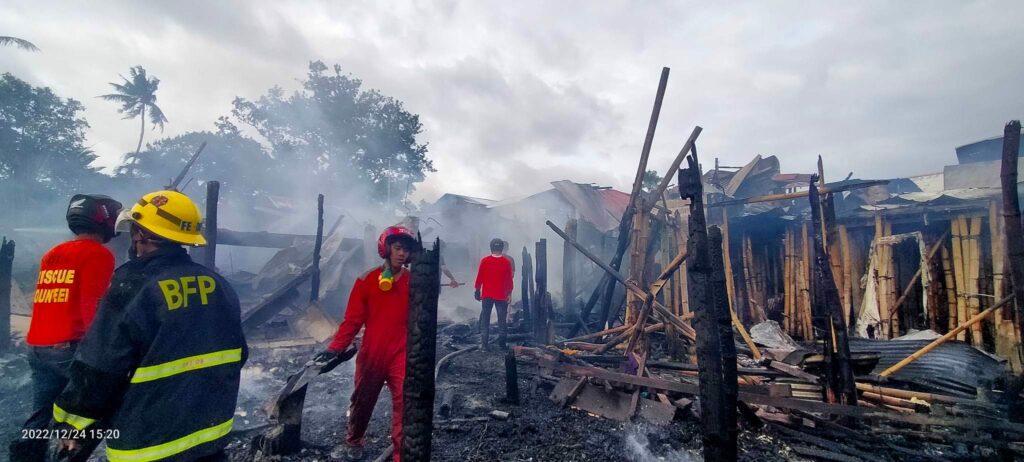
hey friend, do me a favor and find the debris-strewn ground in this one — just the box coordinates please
[1,349,35,460]
[225,332,794,462]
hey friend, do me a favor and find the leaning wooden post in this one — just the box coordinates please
[708,226,738,460]
[563,218,577,317]
[521,247,533,325]
[534,239,548,344]
[600,68,672,325]
[809,177,857,406]
[202,180,220,269]
[679,145,734,461]
[402,238,441,462]
[310,194,325,302]
[0,238,13,352]
[1000,120,1024,363]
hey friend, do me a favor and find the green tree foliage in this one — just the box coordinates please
[99,66,168,169]
[117,119,275,200]
[0,73,101,206]
[642,169,662,193]
[231,61,434,204]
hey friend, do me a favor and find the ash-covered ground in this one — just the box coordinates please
[3,331,796,462]
[224,329,794,462]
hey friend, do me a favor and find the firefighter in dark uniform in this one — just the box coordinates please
[51,190,247,462]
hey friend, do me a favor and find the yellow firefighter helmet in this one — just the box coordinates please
[115,190,207,246]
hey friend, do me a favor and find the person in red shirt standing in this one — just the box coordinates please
[474,238,514,349]
[313,226,420,461]
[9,194,121,462]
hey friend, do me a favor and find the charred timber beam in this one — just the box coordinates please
[809,177,857,405]
[679,145,735,461]
[1000,121,1024,375]
[217,229,316,248]
[642,125,703,216]
[624,250,688,353]
[544,220,695,340]
[255,348,356,455]
[0,237,13,352]
[240,265,314,332]
[599,68,672,328]
[505,350,520,405]
[401,238,441,462]
[534,239,549,344]
[521,247,533,324]
[563,219,577,321]
[708,180,890,208]
[570,277,606,337]
[202,181,219,269]
[439,389,456,418]
[708,226,738,460]
[310,194,324,302]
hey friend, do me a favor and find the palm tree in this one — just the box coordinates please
[99,66,168,161]
[0,36,39,51]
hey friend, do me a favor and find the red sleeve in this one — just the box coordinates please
[328,275,369,352]
[78,247,114,329]
[474,258,486,290]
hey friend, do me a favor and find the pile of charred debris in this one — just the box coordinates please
[217,71,1024,461]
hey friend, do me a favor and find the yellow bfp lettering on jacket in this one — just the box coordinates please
[157,276,217,310]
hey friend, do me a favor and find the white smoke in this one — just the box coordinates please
[625,425,702,462]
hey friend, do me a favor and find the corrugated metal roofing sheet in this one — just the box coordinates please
[849,338,1004,397]
[550,180,626,232]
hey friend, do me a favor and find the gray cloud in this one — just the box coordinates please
[1,1,1021,203]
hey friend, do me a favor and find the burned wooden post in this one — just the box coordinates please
[310,194,325,302]
[1000,121,1024,359]
[808,178,858,406]
[0,237,12,352]
[254,348,356,455]
[679,147,735,461]
[202,180,219,269]
[402,238,441,462]
[563,218,577,319]
[534,239,548,344]
[505,350,520,405]
[708,226,738,460]
[521,247,533,325]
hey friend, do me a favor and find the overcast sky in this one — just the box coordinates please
[2,1,1022,202]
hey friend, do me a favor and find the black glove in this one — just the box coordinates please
[311,350,338,365]
[474,288,482,301]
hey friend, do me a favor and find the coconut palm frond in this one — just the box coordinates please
[97,93,136,104]
[0,36,39,51]
[148,104,167,129]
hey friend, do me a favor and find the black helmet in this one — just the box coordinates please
[67,194,123,243]
[490,238,505,252]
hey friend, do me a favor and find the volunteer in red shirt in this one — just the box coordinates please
[474,238,514,349]
[9,194,121,462]
[314,226,420,462]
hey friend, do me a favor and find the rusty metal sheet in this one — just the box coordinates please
[551,379,633,421]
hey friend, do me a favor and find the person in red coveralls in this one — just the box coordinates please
[313,226,420,461]
[474,238,514,349]
[8,194,121,462]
